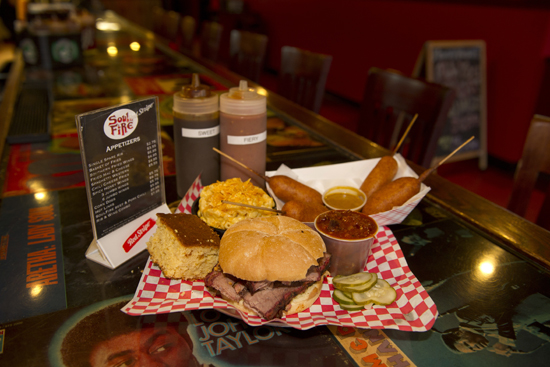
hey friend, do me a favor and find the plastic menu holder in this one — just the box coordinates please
[76,97,170,269]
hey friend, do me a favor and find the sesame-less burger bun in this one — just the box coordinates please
[218,216,326,282]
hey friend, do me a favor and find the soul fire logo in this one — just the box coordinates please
[104,109,138,140]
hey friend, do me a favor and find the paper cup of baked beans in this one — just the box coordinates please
[314,210,378,276]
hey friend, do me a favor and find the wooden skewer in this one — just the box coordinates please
[393,113,418,154]
[213,147,270,181]
[418,136,475,182]
[221,200,284,214]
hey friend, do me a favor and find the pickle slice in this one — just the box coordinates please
[332,272,376,291]
[338,274,378,293]
[338,303,365,311]
[332,289,356,305]
[351,279,397,306]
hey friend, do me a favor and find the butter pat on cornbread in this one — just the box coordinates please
[147,213,220,280]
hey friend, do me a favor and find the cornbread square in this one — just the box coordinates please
[147,213,220,280]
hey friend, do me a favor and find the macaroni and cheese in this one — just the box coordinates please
[198,178,276,229]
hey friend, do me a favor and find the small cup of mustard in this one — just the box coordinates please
[322,186,366,212]
[314,210,378,276]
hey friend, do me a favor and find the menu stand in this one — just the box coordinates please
[77,97,169,269]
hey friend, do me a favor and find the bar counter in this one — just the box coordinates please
[0,11,549,367]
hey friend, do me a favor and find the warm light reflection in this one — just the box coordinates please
[130,42,141,51]
[31,285,43,298]
[96,20,121,31]
[255,87,268,97]
[28,181,45,193]
[107,46,118,56]
[478,261,495,275]
[119,95,132,103]
[34,192,46,200]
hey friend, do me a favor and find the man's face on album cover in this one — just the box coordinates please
[89,325,200,367]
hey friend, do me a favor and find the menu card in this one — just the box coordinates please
[76,97,170,269]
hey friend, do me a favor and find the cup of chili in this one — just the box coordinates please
[314,210,378,276]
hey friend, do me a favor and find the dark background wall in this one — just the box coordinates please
[244,0,550,164]
[100,0,550,164]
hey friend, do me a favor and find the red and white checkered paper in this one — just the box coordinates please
[123,178,438,331]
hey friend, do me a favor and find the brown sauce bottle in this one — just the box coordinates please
[173,74,220,197]
[219,81,267,188]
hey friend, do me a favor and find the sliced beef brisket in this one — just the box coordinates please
[246,280,273,293]
[204,270,242,302]
[243,283,307,320]
[204,252,331,320]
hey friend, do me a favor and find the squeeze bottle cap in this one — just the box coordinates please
[173,73,218,115]
[220,80,266,115]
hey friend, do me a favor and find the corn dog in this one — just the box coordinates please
[361,177,421,216]
[360,136,475,216]
[358,113,417,199]
[359,156,398,199]
[212,148,324,207]
[282,200,328,222]
[267,175,323,206]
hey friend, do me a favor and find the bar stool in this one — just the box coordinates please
[176,15,197,52]
[200,21,223,62]
[229,30,268,83]
[507,114,550,230]
[277,46,332,114]
[152,7,165,36]
[163,10,181,40]
[358,67,456,168]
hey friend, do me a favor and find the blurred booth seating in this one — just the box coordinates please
[277,46,332,114]
[200,21,223,62]
[357,67,456,168]
[229,30,268,83]
[176,15,197,52]
[507,114,550,230]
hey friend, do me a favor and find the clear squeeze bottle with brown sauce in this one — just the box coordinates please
[220,80,267,188]
[173,73,220,197]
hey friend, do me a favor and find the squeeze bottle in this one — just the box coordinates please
[173,73,220,197]
[220,80,267,188]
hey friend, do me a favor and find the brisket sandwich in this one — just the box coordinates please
[205,216,331,321]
